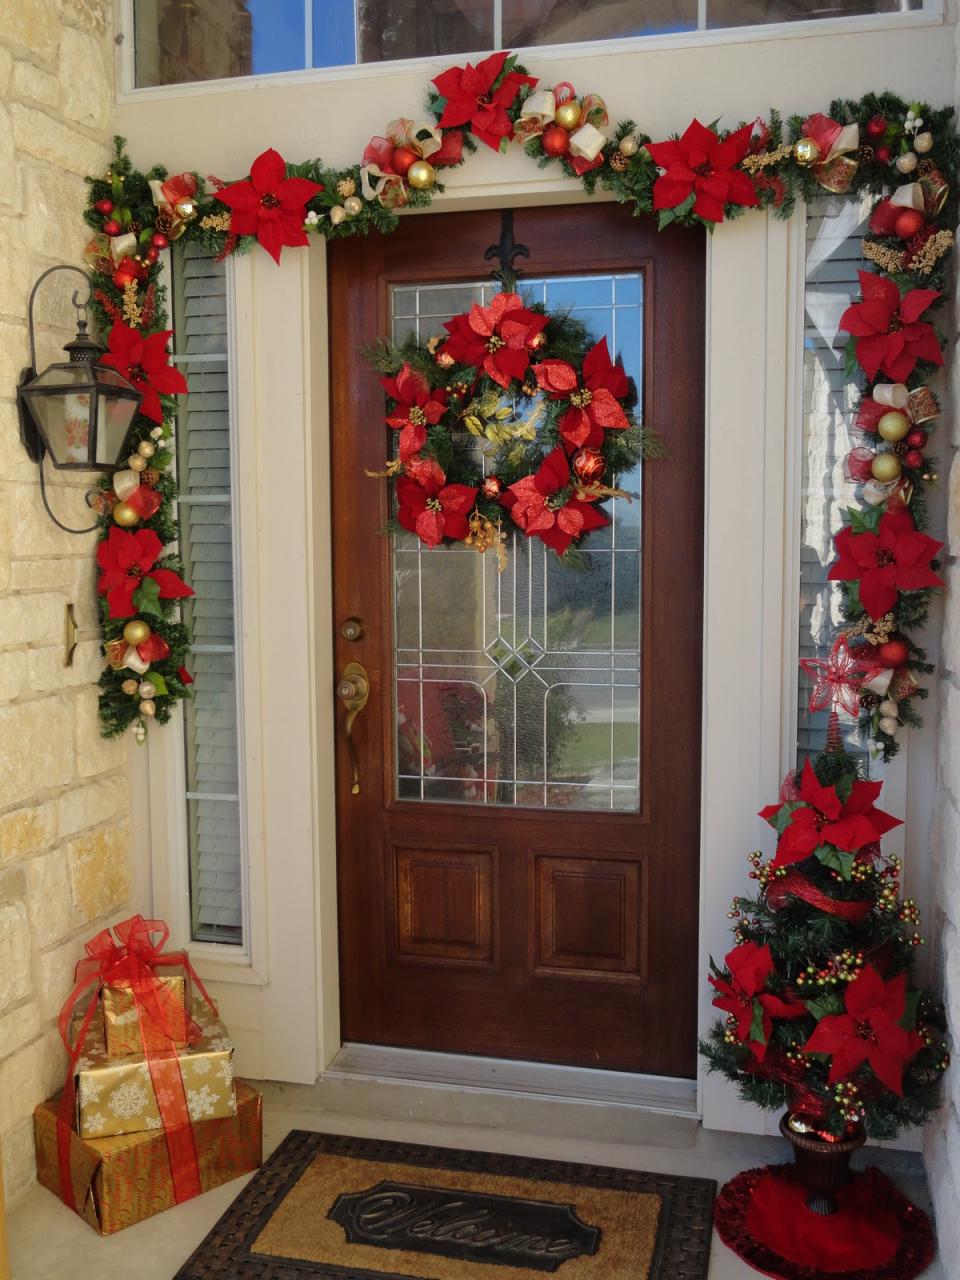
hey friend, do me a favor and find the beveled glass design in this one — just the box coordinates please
[391,273,643,811]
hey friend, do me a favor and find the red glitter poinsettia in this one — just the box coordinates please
[799,636,879,719]
[533,338,630,451]
[216,147,323,265]
[759,759,901,870]
[803,966,922,1094]
[382,365,448,462]
[100,322,188,425]
[709,941,804,1061]
[432,51,537,152]
[828,508,944,621]
[502,446,608,556]
[96,526,193,619]
[396,459,477,547]
[838,272,942,383]
[439,292,547,389]
[646,120,759,224]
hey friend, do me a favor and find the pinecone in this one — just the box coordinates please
[336,177,356,198]
[142,467,160,486]
[610,151,628,173]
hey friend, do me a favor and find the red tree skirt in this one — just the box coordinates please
[714,1165,935,1279]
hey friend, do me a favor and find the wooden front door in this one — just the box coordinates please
[329,205,704,1076]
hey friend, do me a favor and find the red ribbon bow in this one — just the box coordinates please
[56,915,217,1212]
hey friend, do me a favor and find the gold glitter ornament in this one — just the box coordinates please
[112,501,138,527]
[336,177,356,198]
[877,411,910,442]
[121,679,139,695]
[122,620,151,647]
[871,452,902,483]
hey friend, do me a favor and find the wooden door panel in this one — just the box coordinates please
[330,204,704,1075]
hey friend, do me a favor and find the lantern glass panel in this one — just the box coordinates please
[23,364,94,466]
[95,382,139,466]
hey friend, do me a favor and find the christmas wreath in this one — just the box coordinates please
[366,289,657,562]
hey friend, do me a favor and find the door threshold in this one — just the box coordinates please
[326,1043,699,1117]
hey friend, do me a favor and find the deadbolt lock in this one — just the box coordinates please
[341,616,365,642]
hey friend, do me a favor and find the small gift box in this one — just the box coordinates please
[74,1000,236,1140]
[35,1081,262,1235]
[102,973,188,1055]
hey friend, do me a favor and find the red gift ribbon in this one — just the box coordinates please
[768,869,873,923]
[56,915,218,1212]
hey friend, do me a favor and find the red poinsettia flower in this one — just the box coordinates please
[382,364,448,462]
[709,941,804,1061]
[100,322,188,425]
[646,120,759,224]
[828,508,944,621]
[533,338,630,451]
[216,147,323,265]
[803,966,922,1094]
[502,447,608,556]
[432,51,537,152]
[96,526,193,619]
[839,272,942,383]
[759,759,901,870]
[177,666,194,686]
[439,292,547,389]
[396,460,477,547]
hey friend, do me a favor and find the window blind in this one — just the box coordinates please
[172,244,244,945]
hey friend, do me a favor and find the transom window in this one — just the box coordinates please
[131,0,927,89]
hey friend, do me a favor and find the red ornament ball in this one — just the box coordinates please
[112,265,137,288]
[145,247,159,263]
[906,428,927,449]
[94,198,114,215]
[542,125,571,157]
[894,208,926,239]
[151,231,169,250]
[572,448,606,483]
[875,145,892,164]
[877,639,910,667]
[102,219,121,236]
[904,449,925,470]
[867,114,888,139]
[392,146,418,177]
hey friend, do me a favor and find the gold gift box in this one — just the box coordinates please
[35,1080,262,1235]
[75,1000,236,1139]
[102,973,188,1056]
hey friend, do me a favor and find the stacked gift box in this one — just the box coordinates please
[34,916,262,1235]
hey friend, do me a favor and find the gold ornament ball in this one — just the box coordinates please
[112,501,139,527]
[175,197,197,221]
[329,205,347,226]
[343,195,363,217]
[138,439,156,458]
[793,137,821,166]
[914,131,934,154]
[554,99,582,131]
[129,454,147,472]
[877,410,910,442]
[407,159,437,191]
[896,151,918,174]
[122,619,151,646]
[871,452,903,483]
[878,699,899,717]
[138,680,156,699]
[618,134,640,157]
[121,678,139,695]
[139,699,157,718]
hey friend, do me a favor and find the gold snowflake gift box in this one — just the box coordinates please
[74,1000,237,1140]
[102,973,189,1055]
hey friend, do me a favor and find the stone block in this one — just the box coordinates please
[29,639,103,695]
[0,1034,65,1135]
[0,648,28,702]
[0,591,64,647]
[0,865,26,905]
[12,59,60,108]
[73,685,127,777]
[66,819,131,921]
[23,164,90,261]
[0,901,31,1012]
[60,25,110,130]
[0,0,60,62]
[0,1001,41,1058]
[0,803,56,862]
[0,215,31,323]
[24,850,78,943]
[12,483,98,559]
[60,0,109,36]
[57,774,127,839]
[1,1115,37,1206]
[35,934,80,1021]
[0,320,28,398]
[0,45,12,93]
[9,103,107,177]
[0,698,74,810]
[0,105,19,210]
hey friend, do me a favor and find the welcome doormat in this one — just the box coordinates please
[175,1131,715,1279]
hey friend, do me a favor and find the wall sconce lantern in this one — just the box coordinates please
[17,265,142,530]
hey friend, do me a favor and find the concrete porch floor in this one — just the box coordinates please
[7,1090,944,1279]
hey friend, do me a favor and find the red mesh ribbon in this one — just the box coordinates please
[767,870,873,923]
[55,915,217,1211]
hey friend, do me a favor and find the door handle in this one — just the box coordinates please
[336,662,369,795]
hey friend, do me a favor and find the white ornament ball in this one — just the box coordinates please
[878,715,899,736]
[878,699,899,717]
[896,151,918,174]
[138,680,156,699]
[914,131,933,154]
[343,195,363,217]
[618,135,640,157]
[134,722,146,743]
[150,426,164,440]
[862,479,891,506]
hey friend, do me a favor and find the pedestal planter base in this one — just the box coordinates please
[779,1111,866,1215]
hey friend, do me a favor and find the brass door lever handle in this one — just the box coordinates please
[337,662,369,795]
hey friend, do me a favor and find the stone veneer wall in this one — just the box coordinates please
[0,0,133,1205]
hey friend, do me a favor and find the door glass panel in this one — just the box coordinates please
[391,273,643,811]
